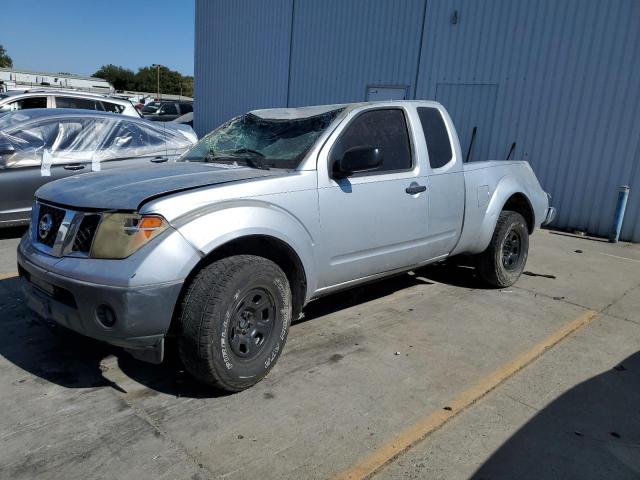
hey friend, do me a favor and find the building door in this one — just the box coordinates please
[366,86,408,101]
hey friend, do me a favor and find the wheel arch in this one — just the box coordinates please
[465,174,537,254]
[502,192,535,233]
[169,233,309,336]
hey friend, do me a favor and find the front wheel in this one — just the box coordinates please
[476,210,529,287]
[178,255,292,392]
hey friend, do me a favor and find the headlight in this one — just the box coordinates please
[91,213,169,259]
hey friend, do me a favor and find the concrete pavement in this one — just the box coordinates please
[0,229,638,479]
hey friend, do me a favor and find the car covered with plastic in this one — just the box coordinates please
[0,109,197,227]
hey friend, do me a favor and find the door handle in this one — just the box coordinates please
[151,156,169,163]
[405,183,427,195]
[63,164,85,171]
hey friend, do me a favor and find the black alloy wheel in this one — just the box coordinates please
[228,288,276,359]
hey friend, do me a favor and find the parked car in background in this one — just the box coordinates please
[0,90,141,117]
[171,111,193,127]
[17,101,554,391]
[141,101,193,122]
[0,109,197,227]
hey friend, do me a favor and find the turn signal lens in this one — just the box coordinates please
[91,213,169,259]
[138,216,165,238]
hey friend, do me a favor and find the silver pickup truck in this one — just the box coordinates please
[18,101,555,391]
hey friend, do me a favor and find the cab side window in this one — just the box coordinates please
[101,101,125,114]
[0,121,58,168]
[0,96,48,112]
[160,103,178,115]
[109,121,165,153]
[55,97,100,111]
[417,107,452,169]
[332,109,412,174]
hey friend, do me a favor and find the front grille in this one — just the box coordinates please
[72,214,101,253]
[36,204,66,247]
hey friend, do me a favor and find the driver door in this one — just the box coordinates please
[317,107,431,288]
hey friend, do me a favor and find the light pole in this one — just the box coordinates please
[151,63,163,101]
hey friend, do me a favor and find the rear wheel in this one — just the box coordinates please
[476,210,529,287]
[178,255,292,392]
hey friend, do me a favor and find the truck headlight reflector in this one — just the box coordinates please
[91,213,169,259]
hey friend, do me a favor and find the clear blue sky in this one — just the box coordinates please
[0,0,194,77]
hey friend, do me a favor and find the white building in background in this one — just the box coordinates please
[0,68,113,93]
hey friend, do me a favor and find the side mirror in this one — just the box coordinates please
[332,146,382,178]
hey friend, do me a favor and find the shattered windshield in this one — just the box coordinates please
[179,108,344,170]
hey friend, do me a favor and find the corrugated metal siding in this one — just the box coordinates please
[287,0,426,106]
[194,0,293,136]
[435,83,499,162]
[195,0,640,240]
[416,0,640,240]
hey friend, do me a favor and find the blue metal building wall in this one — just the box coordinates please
[287,0,426,106]
[194,0,293,136]
[194,0,640,241]
[416,0,640,241]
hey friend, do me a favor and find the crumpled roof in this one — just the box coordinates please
[249,104,350,120]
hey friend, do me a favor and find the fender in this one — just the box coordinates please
[467,174,535,254]
[171,199,319,301]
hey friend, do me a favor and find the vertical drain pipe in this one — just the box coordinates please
[609,185,630,243]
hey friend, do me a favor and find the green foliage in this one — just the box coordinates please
[93,64,193,97]
[93,64,135,91]
[0,45,13,68]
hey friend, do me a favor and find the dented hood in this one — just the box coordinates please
[35,162,285,210]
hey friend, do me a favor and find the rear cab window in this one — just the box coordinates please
[417,107,453,169]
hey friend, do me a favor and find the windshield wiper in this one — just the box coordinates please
[230,148,265,158]
[203,150,270,170]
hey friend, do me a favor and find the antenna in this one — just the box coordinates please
[465,126,477,163]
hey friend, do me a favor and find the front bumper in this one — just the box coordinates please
[18,248,183,364]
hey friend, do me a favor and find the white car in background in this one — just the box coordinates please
[0,89,141,117]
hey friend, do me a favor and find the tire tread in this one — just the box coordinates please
[178,255,288,391]
[477,210,528,288]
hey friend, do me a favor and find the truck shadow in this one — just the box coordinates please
[0,276,227,398]
[0,225,28,240]
[416,256,487,289]
[0,258,487,399]
[472,351,640,479]
[301,256,488,323]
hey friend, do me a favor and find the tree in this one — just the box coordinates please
[93,64,135,91]
[135,65,189,97]
[181,76,194,97]
[92,63,193,97]
[0,45,13,68]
